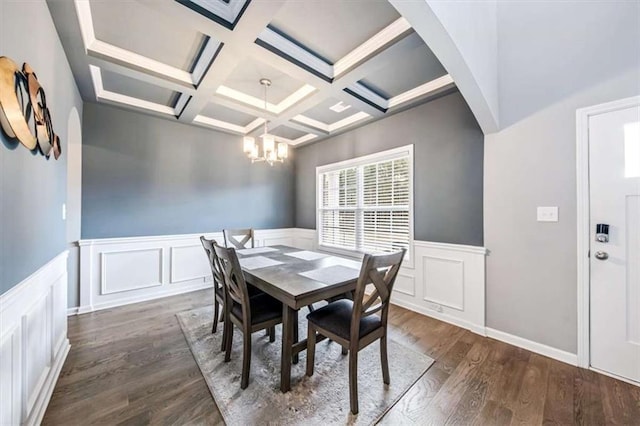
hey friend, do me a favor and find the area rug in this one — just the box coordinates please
[177,306,434,425]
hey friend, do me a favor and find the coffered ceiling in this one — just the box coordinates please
[49,0,456,147]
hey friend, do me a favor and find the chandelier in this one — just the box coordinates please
[242,78,288,166]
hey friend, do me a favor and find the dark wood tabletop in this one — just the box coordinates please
[235,244,362,392]
[238,245,362,308]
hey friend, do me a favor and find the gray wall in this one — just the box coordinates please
[484,1,640,353]
[0,0,83,295]
[485,70,640,354]
[497,1,640,129]
[81,103,295,239]
[295,91,484,246]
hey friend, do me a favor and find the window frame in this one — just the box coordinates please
[315,144,414,266]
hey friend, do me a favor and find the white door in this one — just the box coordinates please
[590,102,640,383]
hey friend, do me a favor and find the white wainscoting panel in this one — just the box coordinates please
[78,228,302,313]
[170,245,210,284]
[397,241,486,335]
[423,255,465,311]
[77,229,487,335]
[101,248,163,294]
[291,228,316,251]
[0,251,70,426]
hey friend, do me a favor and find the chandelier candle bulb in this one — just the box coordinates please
[243,136,255,153]
[263,134,275,153]
[277,142,288,159]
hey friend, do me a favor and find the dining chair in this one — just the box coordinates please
[223,228,255,249]
[199,236,225,339]
[213,242,283,389]
[305,249,406,414]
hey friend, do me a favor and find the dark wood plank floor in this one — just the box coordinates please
[43,289,640,425]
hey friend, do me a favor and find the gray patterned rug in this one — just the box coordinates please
[177,306,434,425]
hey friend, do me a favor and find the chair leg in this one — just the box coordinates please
[212,300,219,333]
[220,315,229,352]
[349,349,359,415]
[380,334,390,385]
[293,313,299,364]
[241,331,252,389]
[224,322,233,362]
[268,326,275,343]
[306,325,316,376]
[308,303,315,313]
[342,347,348,355]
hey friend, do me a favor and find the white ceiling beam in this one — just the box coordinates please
[86,56,197,95]
[177,0,288,122]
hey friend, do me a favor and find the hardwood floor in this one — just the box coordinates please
[43,290,640,425]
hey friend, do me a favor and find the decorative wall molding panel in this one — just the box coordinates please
[0,251,70,426]
[392,240,486,335]
[76,228,486,335]
[77,228,305,313]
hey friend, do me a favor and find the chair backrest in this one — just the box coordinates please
[213,242,252,322]
[223,228,255,249]
[200,236,224,292]
[351,249,406,337]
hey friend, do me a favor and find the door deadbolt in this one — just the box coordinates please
[596,224,610,243]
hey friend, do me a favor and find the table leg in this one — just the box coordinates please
[280,305,295,392]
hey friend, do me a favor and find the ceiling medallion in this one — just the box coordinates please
[242,78,288,166]
[0,56,61,159]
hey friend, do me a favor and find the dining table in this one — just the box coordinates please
[234,244,362,392]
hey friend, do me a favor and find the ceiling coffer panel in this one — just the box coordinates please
[101,69,180,107]
[270,125,307,141]
[90,0,208,72]
[268,0,400,64]
[175,0,251,30]
[200,102,258,127]
[358,35,447,99]
[222,59,308,105]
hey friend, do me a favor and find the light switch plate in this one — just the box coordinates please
[537,206,558,222]
[62,203,66,220]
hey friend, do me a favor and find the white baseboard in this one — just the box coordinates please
[0,251,69,425]
[67,307,79,316]
[485,327,578,366]
[392,298,487,336]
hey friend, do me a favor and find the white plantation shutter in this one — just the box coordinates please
[319,167,357,250]
[318,146,412,256]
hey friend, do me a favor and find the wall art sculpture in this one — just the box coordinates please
[0,56,61,159]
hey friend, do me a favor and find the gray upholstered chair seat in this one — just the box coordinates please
[306,299,381,340]
[231,293,282,325]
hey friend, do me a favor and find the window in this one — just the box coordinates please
[317,145,413,258]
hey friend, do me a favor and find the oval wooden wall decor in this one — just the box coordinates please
[0,56,62,159]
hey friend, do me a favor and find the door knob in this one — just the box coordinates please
[594,251,609,260]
